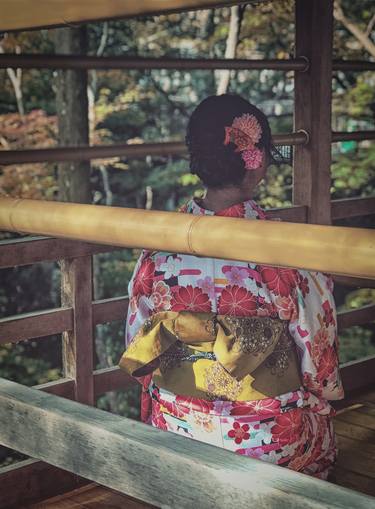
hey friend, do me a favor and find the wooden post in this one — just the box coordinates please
[294,0,334,225]
[61,256,94,405]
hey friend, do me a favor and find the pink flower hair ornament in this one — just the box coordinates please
[224,113,263,170]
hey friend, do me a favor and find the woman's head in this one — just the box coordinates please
[186,94,275,189]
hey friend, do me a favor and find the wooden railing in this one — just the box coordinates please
[1,375,374,509]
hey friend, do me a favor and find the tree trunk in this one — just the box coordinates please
[54,27,91,204]
[216,6,241,95]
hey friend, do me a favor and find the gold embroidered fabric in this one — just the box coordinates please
[119,311,301,401]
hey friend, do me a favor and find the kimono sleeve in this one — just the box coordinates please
[289,271,344,401]
[124,250,155,348]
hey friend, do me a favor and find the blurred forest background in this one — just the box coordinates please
[0,0,374,466]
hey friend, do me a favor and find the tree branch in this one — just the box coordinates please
[334,0,375,58]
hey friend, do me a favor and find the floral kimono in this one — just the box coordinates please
[119,198,344,480]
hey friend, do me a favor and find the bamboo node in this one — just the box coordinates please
[187,215,203,255]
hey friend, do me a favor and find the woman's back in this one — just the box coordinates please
[119,94,344,480]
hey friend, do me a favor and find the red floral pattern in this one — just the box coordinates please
[151,281,172,311]
[175,395,214,414]
[151,400,168,430]
[230,398,280,416]
[171,285,212,312]
[272,409,303,445]
[228,422,250,444]
[316,345,337,383]
[218,285,257,316]
[133,257,155,297]
[258,266,298,297]
[274,295,298,321]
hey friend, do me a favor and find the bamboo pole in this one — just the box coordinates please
[1,0,250,32]
[0,197,374,279]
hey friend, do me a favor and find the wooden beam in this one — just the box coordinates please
[266,205,307,223]
[332,197,375,220]
[92,297,128,325]
[61,257,94,405]
[0,458,88,509]
[294,0,334,225]
[339,355,375,394]
[332,131,375,142]
[33,378,75,400]
[0,377,372,509]
[0,237,121,269]
[93,366,136,396]
[337,304,375,332]
[2,54,373,73]
[333,275,375,289]
[0,308,73,344]
[0,54,309,71]
[33,368,135,398]
[0,133,307,166]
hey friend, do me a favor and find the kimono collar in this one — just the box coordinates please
[182,197,267,220]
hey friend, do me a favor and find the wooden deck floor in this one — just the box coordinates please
[333,391,375,497]
[28,394,375,508]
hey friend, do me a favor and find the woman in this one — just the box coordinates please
[119,94,344,480]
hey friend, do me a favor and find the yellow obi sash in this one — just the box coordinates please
[119,311,302,401]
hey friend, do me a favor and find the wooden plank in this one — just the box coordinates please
[333,275,375,289]
[0,308,73,344]
[339,355,375,394]
[293,0,334,225]
[333,466,375,498]
[335,438,375,479]
[33,378,75,400]
[0,377,373,509]
[266,205,308,223]
[337,304,375,332]
[92,297,128,325]
[336,434,375,461]
[0,237,121,269]
[29,483,153,508]
[332,197,375,220]
[356,405,375,416]
[93,366,136,396]
[334,419,375,443]
[336,410,375,431]
[32,368,136,399]
[0,459,88,509]
[61,257,94,405]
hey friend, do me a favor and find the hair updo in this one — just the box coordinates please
[185,94,275,189]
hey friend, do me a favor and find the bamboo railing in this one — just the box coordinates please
[0,197,374,278]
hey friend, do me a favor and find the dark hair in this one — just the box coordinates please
[185,94,277,189]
